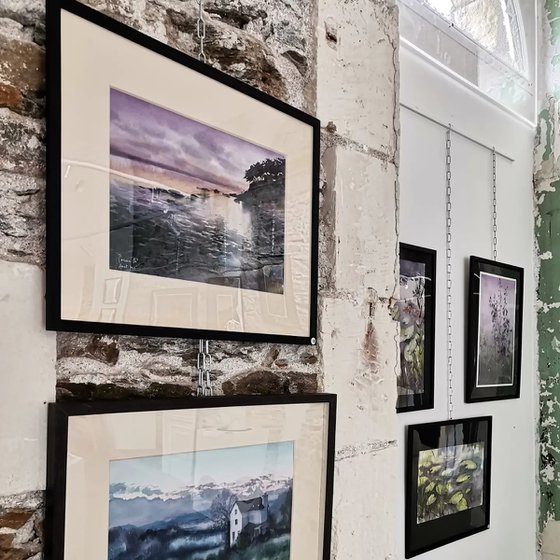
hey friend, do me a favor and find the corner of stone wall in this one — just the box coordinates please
[0,0,400,558]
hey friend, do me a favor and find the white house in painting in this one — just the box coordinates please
[229,494,269,547]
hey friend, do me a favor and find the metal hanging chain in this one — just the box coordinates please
[491,148,498,261]
[195,0,213,397]
[197,339,213,396]
[197,0,207,63]
[446,127,454,421]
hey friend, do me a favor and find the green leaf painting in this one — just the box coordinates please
[396,259,427,396]
[416,442,485,524]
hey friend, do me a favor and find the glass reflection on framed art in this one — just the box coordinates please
[466,256,523,402]
[396,243,436,413]
[46,0,319,344]
[405,416,492,558]
[46,395,336,560]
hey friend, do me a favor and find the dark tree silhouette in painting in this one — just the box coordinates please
[237,158,286,205]
[210,489,237,529]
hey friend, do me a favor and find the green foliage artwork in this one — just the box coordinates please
[396,259,426,396]
[416,443,485,524]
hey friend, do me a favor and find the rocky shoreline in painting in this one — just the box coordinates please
[109,177,285,294]
[109,88,287,295]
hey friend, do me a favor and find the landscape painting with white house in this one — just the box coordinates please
[108,441,294,560]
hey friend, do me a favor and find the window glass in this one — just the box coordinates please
[425,0,525,73]
[399,0,535,123]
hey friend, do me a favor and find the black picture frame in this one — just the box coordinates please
[45,393,337,560]
[396,243,436,413]
[46,0,320,344]
[466,256,523,402]
[405,416,492,558]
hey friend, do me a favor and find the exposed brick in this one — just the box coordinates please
[0,509,33,529]
[56,380,195,400]
[0,171,45,265]
[164,7,288,100]
[0,533,15,550]
[0,33,44,117]
[0,35,44,92]
[222,370,318,395]
[0,1,44,26]
[0,497,43,560]
[0,110,44,176]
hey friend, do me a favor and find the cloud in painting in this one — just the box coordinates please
[110,88,283,194]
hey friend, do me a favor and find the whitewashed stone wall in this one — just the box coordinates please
[0,0,399,558]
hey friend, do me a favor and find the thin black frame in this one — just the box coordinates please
[45,393,337,560]
[405,416,492,558]
[396,243,436,413]
[45,0,320,344]
[466,256,523,403]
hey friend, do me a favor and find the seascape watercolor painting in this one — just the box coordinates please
[476,272,517,387]
[108,441,294,560]
[397,258,427,397]
[416,443,485,525]
[108,89,286,294]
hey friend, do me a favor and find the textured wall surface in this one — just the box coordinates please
[0,0,399,558]
[537,1,560,557]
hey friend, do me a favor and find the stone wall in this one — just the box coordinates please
[0,0,400,558]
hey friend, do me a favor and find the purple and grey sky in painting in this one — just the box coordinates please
[479,272,516,333]
[110,88,283,193]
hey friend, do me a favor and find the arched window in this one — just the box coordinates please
[399,0,535,123]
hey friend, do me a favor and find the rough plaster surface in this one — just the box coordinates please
[537,1,560,547]
[318,1,399,558]
[0,0,400,557]
[0,260,56,496]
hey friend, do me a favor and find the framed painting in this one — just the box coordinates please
[466,256,523,402]
[405,416,492,558]
[45,394,336,560]
[395,243,436,413]
[46,0,319,343]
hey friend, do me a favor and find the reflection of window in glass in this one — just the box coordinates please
[398,0,535,122]
[422,0,525,74]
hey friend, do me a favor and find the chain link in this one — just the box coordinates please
[197,0,207,63]
[197,339,213,396]
[445,127,454,420]
[195,0,212,397]
[491,148,498,261]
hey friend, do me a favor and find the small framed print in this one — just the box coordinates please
[466,256,523,402]
[46,394,336,560]
[405,417,492,558]
[396,244,436,413]
[46,0,319,344]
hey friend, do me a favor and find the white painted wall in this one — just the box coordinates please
[0,260,56,496]
[398,46,538,560]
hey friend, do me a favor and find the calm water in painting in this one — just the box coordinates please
[109,89,285,294]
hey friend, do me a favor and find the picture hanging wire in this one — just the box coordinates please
[492,148,498,261]
[400,103,514,163]
[445,126,454,420]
